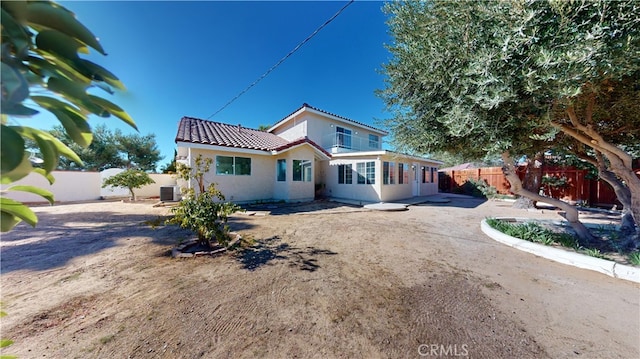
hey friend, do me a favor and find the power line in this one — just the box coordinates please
[206,0,355,119]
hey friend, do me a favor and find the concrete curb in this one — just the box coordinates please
[480,219,640,283]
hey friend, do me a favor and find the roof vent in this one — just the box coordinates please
[237,124,242,132]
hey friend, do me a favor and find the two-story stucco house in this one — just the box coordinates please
[175,103,442,204]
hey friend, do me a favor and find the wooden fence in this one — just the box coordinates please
[439,166,627,208]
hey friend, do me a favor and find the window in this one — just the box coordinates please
[235,157,251,175]
[430,167,436,183]
[383,161,395,185]
[399,163,409,184]
[357,161,375,184]
[216,156,251,175]
[277,159,286,181]
[422,166,428,183]
[368,134,379,149]
[356,162,366,184]
[338,164,352,184]
[293,159,312,182]
[366,161,375,184]
[216,156,234,175]
[336,126,352,148]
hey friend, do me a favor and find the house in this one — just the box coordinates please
[175,103,442,203]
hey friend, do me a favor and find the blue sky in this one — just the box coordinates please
[35,1,393,170]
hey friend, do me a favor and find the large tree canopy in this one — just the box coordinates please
[43,125,163,172]
[379,0,640,240]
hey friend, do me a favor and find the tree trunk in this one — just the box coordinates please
[513,152,544,209]
[596,160,635,234]
[502,151,595,241]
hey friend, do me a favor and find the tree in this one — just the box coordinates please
[379,0,640,241]
[102,169,155,201]
[32,125,163,172]
[160,150,177,174]
[49,124,123,171]
[1,1,136,231]
[115,130,163,171]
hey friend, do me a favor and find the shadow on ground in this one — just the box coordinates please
[236,236,337,272]
[0,210,256,273]
[241,200,363,215]
[416,195,487,209]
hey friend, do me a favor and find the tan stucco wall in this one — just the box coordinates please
[184,145,317,203]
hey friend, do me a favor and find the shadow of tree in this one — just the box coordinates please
[0,209,256,273]
[236,236,337,272]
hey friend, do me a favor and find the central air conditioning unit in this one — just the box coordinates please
[160,185,180,201]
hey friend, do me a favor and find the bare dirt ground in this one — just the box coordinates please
[1,197,638,359]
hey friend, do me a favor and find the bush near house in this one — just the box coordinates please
[167,184,241,249]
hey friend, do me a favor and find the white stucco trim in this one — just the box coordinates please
[331,150,442,166]
[270,142,331,160]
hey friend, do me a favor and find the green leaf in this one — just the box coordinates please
[0,125,25,173]
[31,130,59,172]
[29,53,91,85]
[0,197,37,230]
[1,8,30,56]
[26,1,105,55]
[32,96,92,147]
[0,151,33,184]
[0,339,14,349]
[1,62,30,104]
[11,126,84,167]
[89,96,137,130]
[35,29,87,60]
[0,102,39,116]
[7,185,54,205]
[46,77,108,117]
[33,168,56,185]
[76,59,125,90]
[0,211,22,232]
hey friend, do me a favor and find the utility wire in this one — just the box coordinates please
[206,0,355,119]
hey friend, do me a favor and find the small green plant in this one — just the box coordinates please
[102,169,155,201]
[582,247,607,259]
[628,252,640,266]
[167,184,242,248]
[0,306,16,359]
[486,218,579,248]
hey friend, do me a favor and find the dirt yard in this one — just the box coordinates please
[1,197,638,358]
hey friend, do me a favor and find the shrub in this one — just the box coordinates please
[102,169,155,201]
[486,218,578,247]
[167,184,241,248]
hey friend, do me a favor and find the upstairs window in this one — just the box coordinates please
[368,134,379,149]
[336,126,352,149]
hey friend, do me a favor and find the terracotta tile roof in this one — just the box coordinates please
[176,117,290,151]
[272,103,388,135]
[273,137,332,158]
